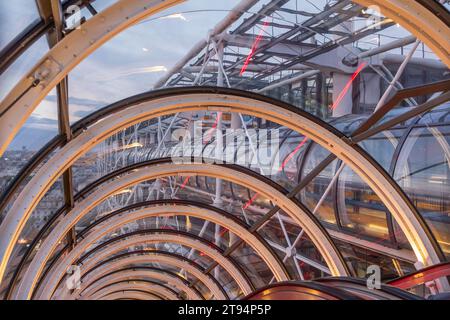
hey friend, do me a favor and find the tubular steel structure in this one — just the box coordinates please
[0,0,449,300]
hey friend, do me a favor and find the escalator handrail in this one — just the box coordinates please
[387,262,450,290]
[316,277,423,300]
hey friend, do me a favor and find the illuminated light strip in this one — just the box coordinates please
[204,112,223,143]
[331,62,367,110]
[123,142,144,149]
[368,224,389,233]
[180,176,191,189]
[243,193,260,210]
[279,137,309,172]
[438,240,450,254]
[239,20,270,76]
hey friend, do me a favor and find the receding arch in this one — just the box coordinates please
[62,252,227,300]
[99,290,162,301]
[39,231,253,300]
[74,267,203,301]
[87,280,180,301]
[36,202,283,298]
[353,0,449,66]
[16,161,347,300]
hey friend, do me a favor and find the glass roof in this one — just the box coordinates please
[0,0,449,300]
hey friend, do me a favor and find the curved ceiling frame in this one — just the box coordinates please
[69,251,228,301]
[59,251,228,300]
[0,0,448,158]
[73,267,204,300]
[37,202,264,298]
[0,89,444,292]
[18,161,346,300]
[43,233,236,300]
[91,283,176,300]
[86,279,181,301]
[32,200,263,297]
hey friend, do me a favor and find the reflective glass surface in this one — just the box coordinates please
[1,0,450,300]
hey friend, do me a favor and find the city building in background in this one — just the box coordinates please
[0,0,449,301]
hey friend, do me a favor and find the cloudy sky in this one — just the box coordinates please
[1,0,247,149]
[0,0,430,150]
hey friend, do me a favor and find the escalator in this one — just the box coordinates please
[244,278,423,300]
[245,263,450,300]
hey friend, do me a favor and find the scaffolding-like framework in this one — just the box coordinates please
[0,0,449,300]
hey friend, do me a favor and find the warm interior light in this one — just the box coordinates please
[113,189,133,196]
[18,238,29,245]
[121,142,144,150]
[367,224,388,233]
[240,20,270,75]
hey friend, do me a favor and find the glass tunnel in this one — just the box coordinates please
[0,0,449,301]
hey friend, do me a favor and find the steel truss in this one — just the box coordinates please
[0,0,449,300]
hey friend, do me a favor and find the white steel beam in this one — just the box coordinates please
[37,205,264,298]
[0,92,441,293]
[73,254,227,300]
[19,162,336,299]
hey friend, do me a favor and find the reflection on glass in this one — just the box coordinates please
[0,35,49,100]
[2,0,450,299]
[395,126,450,258]
[300,144,337,225]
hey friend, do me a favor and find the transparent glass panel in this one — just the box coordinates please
[0,35,49,101]
[337,165,390,242]
[395,126,450,259]
[230,242,272,289]
[0,1,40,51]
[334,239,416,281]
